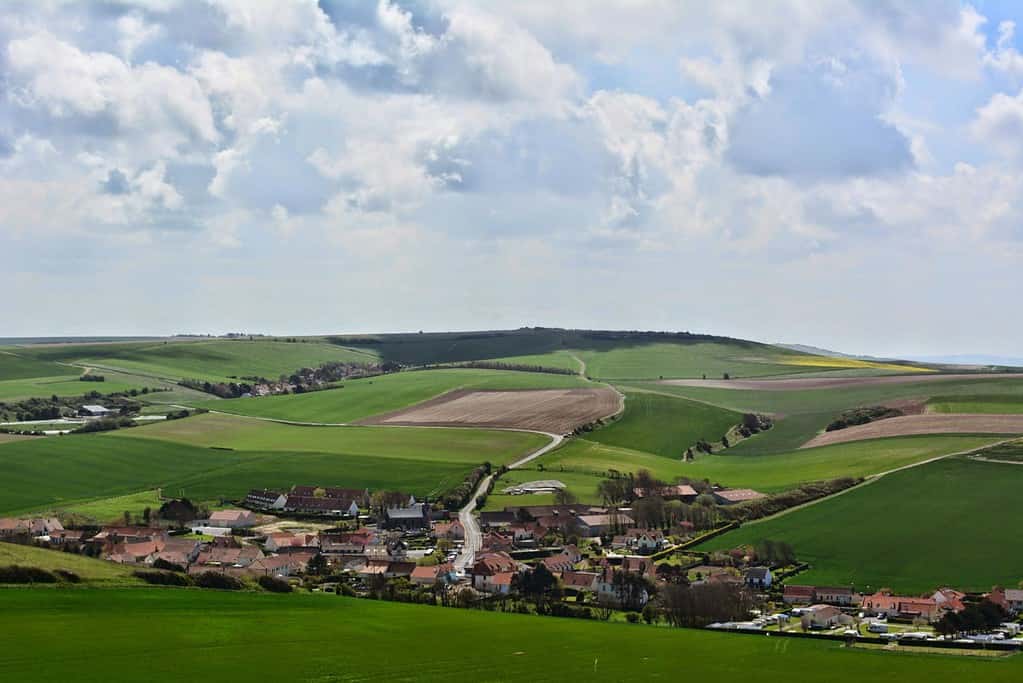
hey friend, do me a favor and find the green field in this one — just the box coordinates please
[187,369,589,423]
[928,394,1023,414]
[0,372,160,402]
[536,434,1005,495]
[0,350,72,380]
[699,456,1023,593]
[13,339,377,383]
[0,417,547,515]
[482,469,608,510]
[0,545,140,586]
[587,391,742,458]
[639,376,1023,454]
[1,589,1021,682]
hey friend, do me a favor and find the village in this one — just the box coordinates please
[4,482,1023,649]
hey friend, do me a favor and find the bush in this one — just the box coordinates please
[338,583,357,597]
[133,570,193,587]
[258,575,293,593]
[826,406,902,432]
[626,612,641,624]
[53,569,81,583]
[194,571,244,590]
[0,565,58,584]
[152,558,186,573]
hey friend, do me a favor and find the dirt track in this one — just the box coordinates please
[801,414,1023,448]
[357,387,620,434]
[661,373,1023,391]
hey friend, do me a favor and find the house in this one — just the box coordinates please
[194,544,264,568]
[471,552,521,593]
[410,563,456,587]
[432,520,465,541]
[48,529,85,545]
[862,589,939,621]
[540,553,576,573]
[633,484,698,502]
[289,486,369,504]
[245,489,287,510]
[594,566,650,607]
[932,588,967,613]
[480,531,514,553]
[814,586,857,606]
[284,496,360,518]
[561,571,599,592]
[264,532,319,552]
[561,544,583,564]
[248,554,305,578]
[384,503,430,530]
[744,566,773,589]
[712,488,765,505]
[78,404,115,417]
[576,513,635,537]
[479,511,516,527]
[783,585,815,604]
[208,509,258,529]
[804,604,843,629]
[612,529,666,554]
[0,517,63,538]
[989,587,1023,615]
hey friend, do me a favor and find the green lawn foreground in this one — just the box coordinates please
[0,589,1020,682]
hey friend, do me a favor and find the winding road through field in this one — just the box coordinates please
[453,431,563,572]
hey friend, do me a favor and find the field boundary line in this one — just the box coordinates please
[735,437,1020,528]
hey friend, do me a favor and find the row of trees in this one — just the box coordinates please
[933,600,1007,638]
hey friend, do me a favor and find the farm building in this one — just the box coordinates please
[208,509,257,529]
[803,604,843,629]
[813,586,858,606]
[502,479,566,495]
[78,404,116,417]
[712,488,765,505]
[783,585,815,604]
[743,567,773,589]
[632,484,698,502]
[576,513,635,537]
[245,489,287,510]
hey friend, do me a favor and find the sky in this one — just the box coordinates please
[1,1,1022,357]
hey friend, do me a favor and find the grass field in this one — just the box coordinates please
[54,489,165,523]
[928,394,1023,414]
[587,391,742,459]
[187,369,589,423]
[14,339,377,383]
[535,434,1005,495]
[0,545,139,586]
[0,415,547,515]
[118,412,548,467]
[481,469,607,511]
[2,589,1021,682]
[0,350,70,380]
[699,456,1023,593]
[638,376,1023,455]
[0,373,159,402]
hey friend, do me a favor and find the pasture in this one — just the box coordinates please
[0,350,70,381]
[0,371,159,402]
[928,394,1023,414]
[699,455,1023,593]
[0,417,547,516]
[14,339,376,383]
[188,369,589,423]
[536,434,1005,496]
[0,544,139,586]
[2,590,1021,682]
[586,390,741,459]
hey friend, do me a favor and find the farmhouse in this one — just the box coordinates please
[611,528,666,554]
[990,587,1023,614]
[632,484,698,502]
[861,589,939,621]
[285,496,360,517]
[479,511,516,527]
[265,532,319,552]
[410,563,456,587]
[712,488,765,505]
[561,571,599,592]
[813,586,858,606]
[540,552,576,573]
[245,489,287,510]
[576,513,635,537]
[783,585,815,604]
[931,588,967,612]
[0,517,63,538]
[432,520,464,541]
[208,509,258,529]
[594,566,650,607]
[471,551,522,593]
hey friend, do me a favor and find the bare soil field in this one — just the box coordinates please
[802,414,1023,448]
[359,387,620,434]
[661,373,1023,391]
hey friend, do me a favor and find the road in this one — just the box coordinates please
[453,431,563,571]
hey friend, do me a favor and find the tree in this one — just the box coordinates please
[306,553,328,576]
[553,488,577,506]
[513,565,561,615]
[142,507,151,525]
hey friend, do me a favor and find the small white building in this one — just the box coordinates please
[79,404,116,417]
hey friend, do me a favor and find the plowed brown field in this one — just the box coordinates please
[358,387,621,434]
[801,414,1023,448]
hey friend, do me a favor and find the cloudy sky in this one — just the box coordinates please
[2,1,1022,356]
